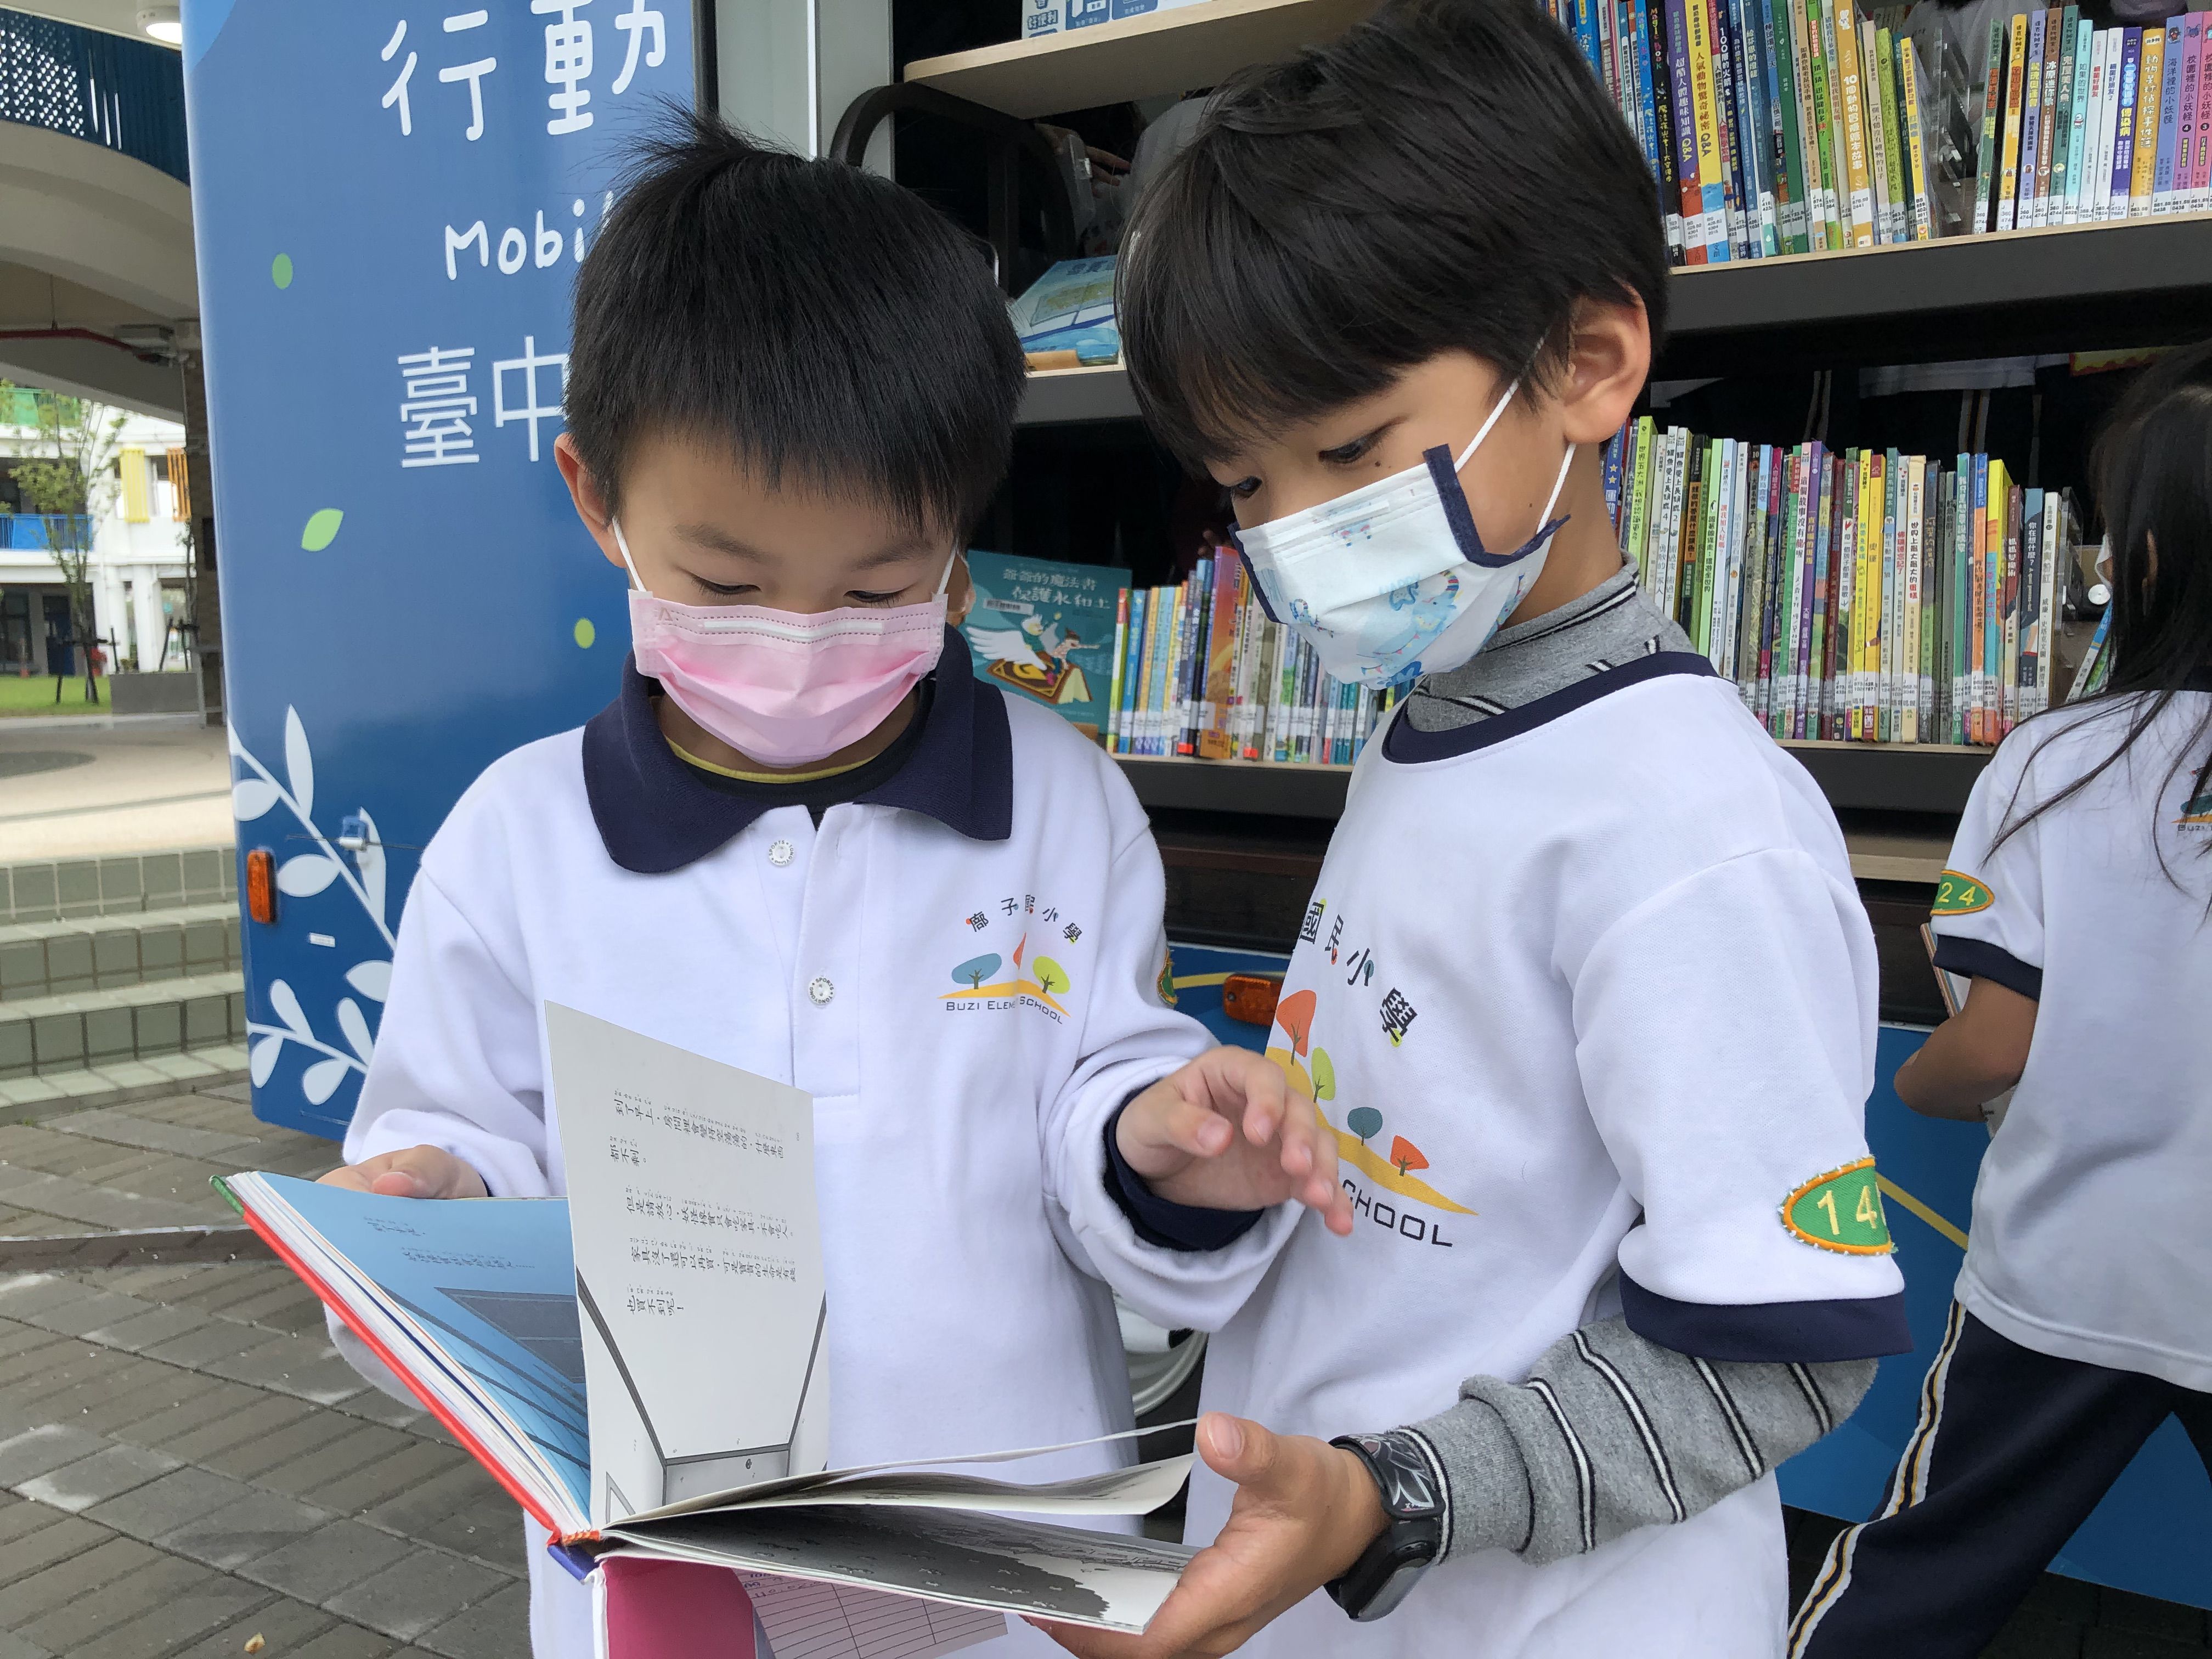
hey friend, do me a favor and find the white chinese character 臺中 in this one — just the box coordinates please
[493,336,568,461]
[438,10,495,142]
[532,0,594,134]
[397,346,480,468]
[610,0,663,94]
[380,21,417,136]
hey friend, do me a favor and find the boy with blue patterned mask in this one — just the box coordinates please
[1042,3,1914,1657]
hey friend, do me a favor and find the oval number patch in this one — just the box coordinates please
[1933,869,1994,915]
[1781,1159,1894,1255]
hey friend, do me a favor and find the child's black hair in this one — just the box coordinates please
[1118,0,1668,469]
[1996,340,2212,865]
[567,109,1024,537]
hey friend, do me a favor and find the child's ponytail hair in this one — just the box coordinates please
[1994,340,2212,868]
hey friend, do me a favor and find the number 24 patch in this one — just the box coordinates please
[1780,1159,1894,1255]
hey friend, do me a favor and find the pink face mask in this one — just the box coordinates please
[612,521,953,769]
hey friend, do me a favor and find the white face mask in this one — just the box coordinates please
[1232,375,1575,690]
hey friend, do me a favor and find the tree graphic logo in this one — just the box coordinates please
[952,954,1001,991]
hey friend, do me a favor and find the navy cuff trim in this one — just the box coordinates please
[1620,1274,1914,1362]
[1103,1105,1265,1253]
[1384,652,1720,765]
[1931,935,2043,1001]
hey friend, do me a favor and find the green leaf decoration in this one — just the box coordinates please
[300,509,343,551]
[271,253,294,289]
[573,618,596,648]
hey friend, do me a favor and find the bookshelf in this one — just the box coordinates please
[904,0,1375,120]
[1019,214,2212,426]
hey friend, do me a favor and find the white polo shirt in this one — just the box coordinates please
[1932,686,2212,1390]
[1177,654,1906,1659]
[342,640,1299,1658]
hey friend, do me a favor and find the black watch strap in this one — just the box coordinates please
[1325,1429,1447,1622]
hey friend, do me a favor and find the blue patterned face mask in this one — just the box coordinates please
[1231,375,1574,690]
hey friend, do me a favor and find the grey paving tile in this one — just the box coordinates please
[46,1107,255,1160]
[284,1429,454,1511]
[166,1592,341,1659]
[0,1531,155,1625]
[83,1462,255,1541]
[325,1545,511,1642]
[145,1316,298,1369]
[332,1387,431,1433]
[238,1515,416,1604]
[366,1479,522,1571]
[0,1495,61,1548]
[0,1424,106,1486]
[14,1548,213,1651]
[0,1276,74,1318]
[160,1486,333,1572]
[0,1628,51,1659]
[162,1391,318,1464]
[0,1510,106,1587]
[202,1401,374,1482]
[81,1299,214,1353]
[72,1364,227,1437]
[289,1623,403,1659]
[14,1439,179,1511]
[16,1286,159,1338]
[208,1338,366,1407]
[417,1577,531,1659]
[359,1463,512,1547]
[69,1572,277,1659]
[112,1376,271,1455]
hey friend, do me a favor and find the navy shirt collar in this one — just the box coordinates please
[582,625,1013,873]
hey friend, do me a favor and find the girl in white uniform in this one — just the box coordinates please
[1792,342,2212,1657]
[317,114,1352,1658]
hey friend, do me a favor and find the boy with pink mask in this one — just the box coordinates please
[318,114,1350,1659]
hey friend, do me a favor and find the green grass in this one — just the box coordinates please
[0,672,114,715]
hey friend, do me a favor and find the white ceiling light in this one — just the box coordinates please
[137,5,182,46]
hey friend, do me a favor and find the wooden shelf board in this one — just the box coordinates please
[1843,826,1950,886]
[1019,363,1140,426]
[905,0,1375,120]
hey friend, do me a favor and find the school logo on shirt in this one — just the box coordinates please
[944,894,1082,1025]
[2176,786,2212,831]
[1264,987,1476,1239]
[1932,870,1995,916]
[1780,1159,1894,1256]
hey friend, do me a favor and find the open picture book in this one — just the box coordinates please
[217,1003,1197,1646]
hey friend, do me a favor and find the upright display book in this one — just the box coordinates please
[960,554,1122,740]
[1007,258,1119,364]
[217,1008,1194,1644]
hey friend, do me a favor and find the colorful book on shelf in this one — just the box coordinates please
[2051,8,2080,221]
[961,554,1122,742]
[2019,9,2046,231]
[1007,258,1119,365]
[1999,12,2030,229]
[2133,22,2165,214]
[2155,18,2185,210]
[1972,17,2006,230]
[217,1011,1194,1644]
[2067,15,2094,223]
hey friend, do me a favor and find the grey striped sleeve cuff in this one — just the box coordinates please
[1405,1317,1876,1566]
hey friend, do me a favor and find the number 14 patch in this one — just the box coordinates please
[1780,1158,1894,1255]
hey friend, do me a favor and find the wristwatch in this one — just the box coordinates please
[1324,1430,1446,1622]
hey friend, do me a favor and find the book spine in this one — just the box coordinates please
[1831,453,1855,737]
[1856,448,1878,738]
[1734,0,1781,252]
[1835,0,1875,242]
[2134,22,2165,215]
[1801,0,1840,245]
[1774,0,1813,249]
[2112,28,2143,219]
[1973,19,2006,230]
[1106,586,1130,753]
[1872,448,1892,740]
[1875,25,1910,242]
[1968,457,1988,743]
[1904,454,1924,744]
[1998,13,2028,230]
[2097,29,2114,222]
[1128,586,1155,755]
[1596,0,1620,103]
[2081,25,2108,223]
[2190,19,2210,210]
[1156,579,1184,757]
[2019,8,2046,229]
[2002,478,2023,734]
[2155,19,2184,209]
[1649,0,1685,259]
[1687,0,1731,257]
[2067,17,2094,222]
[1863,19,1896,242]
[2051,7,2079,219]
[1711,0,1751,255]
[1820,0,1854,243]
[1667,0,1710,261]
[1573,0,1602,81]
[1172,558,1204,755]
[2035,6,2063,222]
[1789,447,1813,735]
[1901,36,1934,239]
[1985,461,2008,740]
[2019,486,2044,718]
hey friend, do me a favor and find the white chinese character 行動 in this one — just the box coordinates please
[397,346,479,468]
[493,336,568,461]
[532,0,594,134]
[610,0,663,94]
[437,12,496,143]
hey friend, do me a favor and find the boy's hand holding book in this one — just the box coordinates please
[318,1144,487,1200]
[1118,1049,1355,1234]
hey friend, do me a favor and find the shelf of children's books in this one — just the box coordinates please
[1115,753,1352,820]
[1776,739,1991,815]
[905,0,1375,121]
[1664,213,2212,379]
[1020,363,1142,426]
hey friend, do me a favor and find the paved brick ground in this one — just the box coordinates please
[0,1085,528,1659]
